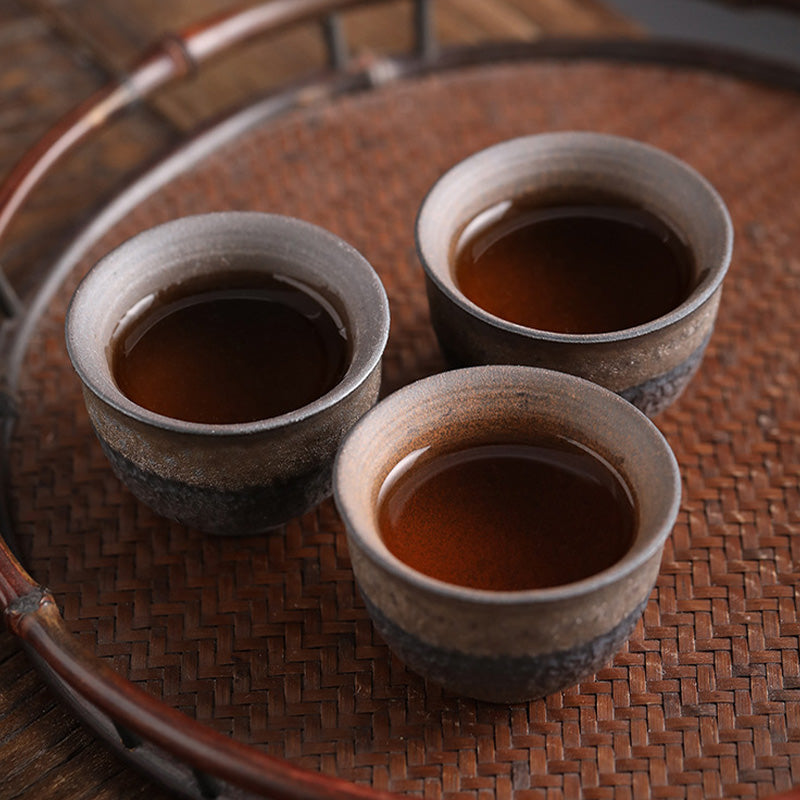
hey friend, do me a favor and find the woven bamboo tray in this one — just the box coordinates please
[2,10,800,800]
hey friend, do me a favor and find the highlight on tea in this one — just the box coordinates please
[377,433,636,591]
[112,270,349,425]
[453,192,693,335]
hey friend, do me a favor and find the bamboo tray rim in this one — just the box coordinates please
[3,26,800,800]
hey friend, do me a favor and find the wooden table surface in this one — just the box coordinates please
[0,1,788,799]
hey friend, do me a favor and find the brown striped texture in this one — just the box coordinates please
[9,59,800,798]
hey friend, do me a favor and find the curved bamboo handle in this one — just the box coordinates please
[6,596,396,799]
[0,1,432,797]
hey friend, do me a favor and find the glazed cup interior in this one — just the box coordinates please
[416,131,733,344]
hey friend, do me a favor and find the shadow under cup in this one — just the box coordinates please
[416,132,734,416]
[334,365,681,704]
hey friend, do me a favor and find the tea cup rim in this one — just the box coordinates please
[334,364,682,604]
[66,211,390,436]
[415,130,733,344]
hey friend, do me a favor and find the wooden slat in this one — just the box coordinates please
[502,0,642,36]
[22,0,641,131]
[0,0,176,295]
[21,0,328,131]
[436,0,543,42]
[0,628,173,799]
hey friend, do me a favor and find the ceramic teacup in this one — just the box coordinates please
[333,365,680,703]
[66,212,390,535]
[416,132,733,415]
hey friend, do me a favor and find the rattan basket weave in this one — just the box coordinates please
[2,3,799,798]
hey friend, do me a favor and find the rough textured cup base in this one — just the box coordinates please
[363,594,648,704]
[99,439,333,535]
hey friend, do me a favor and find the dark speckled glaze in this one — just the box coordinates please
[416,132,733,416]
[363,594,649,704]
[67,212,389,535]
[334,366,681,703]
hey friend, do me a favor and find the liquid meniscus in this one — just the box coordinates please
[378,435,636,591]
[453,194,694,334]
[111,271,349,424]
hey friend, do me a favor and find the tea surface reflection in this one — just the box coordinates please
[112,271,348,424]
[454,194,693,334]
[378,434,636,591]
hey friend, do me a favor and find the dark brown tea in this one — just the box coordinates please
[453,194,694,334]
[378,435,636,591]
[112,271,348,424]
